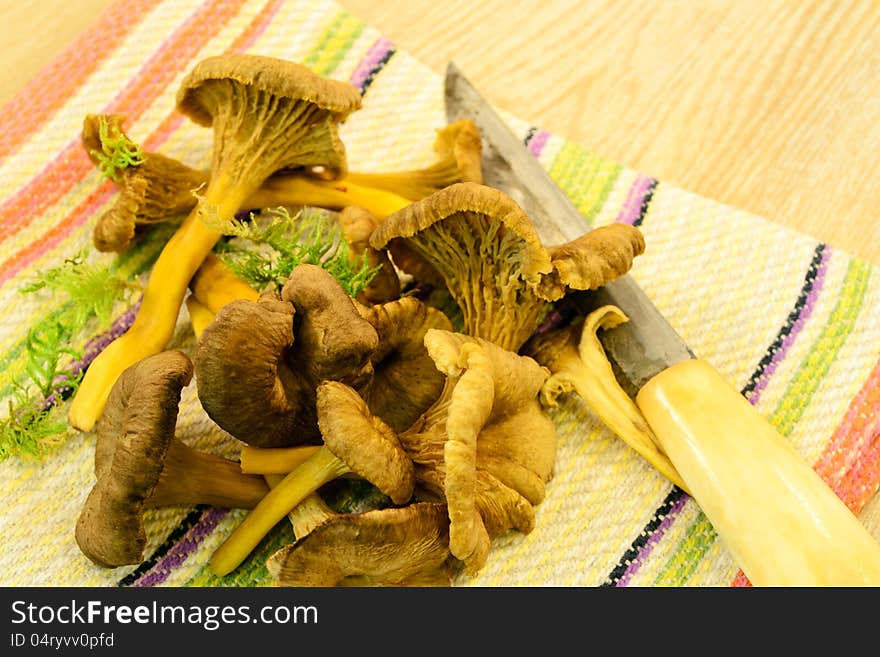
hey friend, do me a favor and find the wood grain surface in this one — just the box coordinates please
[2,0,878,266]
[1,0,879,538]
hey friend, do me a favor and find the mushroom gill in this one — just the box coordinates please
[369,181,645,352]
[266,503,454,587]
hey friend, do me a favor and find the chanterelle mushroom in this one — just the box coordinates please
[194,264,378,447]
[523,305,690,494]
[266,502,454,586]
[75,350,270,568]
[82,114,207,252]
[338,206,401,306]
[209,380,415,577]
[355,295,453,433]
[405,329,557,573]
[81,115,483,253]
[272,329,558,575]
[69,54,361,432]
[342,118,483,201]
[369,182,645,352]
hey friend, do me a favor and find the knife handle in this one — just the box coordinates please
[635,358,880,586]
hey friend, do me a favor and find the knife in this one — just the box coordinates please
[444,62,880,586]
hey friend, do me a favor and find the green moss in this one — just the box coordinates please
[0,251,140,462]
[207,206,381,298]
[89,115,145,183]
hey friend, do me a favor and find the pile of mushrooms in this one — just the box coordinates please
[72,53,650,586]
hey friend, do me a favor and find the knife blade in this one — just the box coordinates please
[443,61,692,394]
[443,61,880,586]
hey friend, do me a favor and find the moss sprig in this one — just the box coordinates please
[19,251,138,328]
[206,206,381,298]
[89,114,145,183]
[0,251,139,461]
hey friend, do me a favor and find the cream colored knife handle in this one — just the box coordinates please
[636,358,880,587]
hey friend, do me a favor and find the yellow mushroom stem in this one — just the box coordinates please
[538,305,690,494]
[69,174,248,432]
[185,295,217,340]
[246,175,412,220]
[189,253,260,313]
[240,445,322,475]
[264,475,337,539]
[210,446,351,577]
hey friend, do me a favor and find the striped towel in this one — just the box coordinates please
[1,0,878,588]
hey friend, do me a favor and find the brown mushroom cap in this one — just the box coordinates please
[371,181,552,283]
[399,328,557,574]
[195,265,378,447]
[266,502,453,586]
[369,182,553,351]
[370,182,644,351]
[176,54,361,125]
[82,114,208,252]
[356,295,453,433]
[338,206,401,305]
[538,223,646,298]
[279,264,379,393]
[316,380,414,505]
[176,54,361,180]
[194,291,302,446]
[77,350,192,568]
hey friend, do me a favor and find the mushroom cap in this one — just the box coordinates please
[266,502,452,586]
[81,113,126,165]
[338,206,401,305]
[539,223,646,298]
[195,265,378,447]
[369,182,554,351]
[195,291,304,447]
[370,181,553,286]
[316,381,414,505]
[176,54,362,127]
[357,295,453,433]
[77,350,192,568]
[401,328,557,574]
[83,114,207,252]
[177,55,361,182]
[279,264,379,392]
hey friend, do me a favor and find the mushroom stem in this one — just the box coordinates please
[189,253,260,313]
[240,445,322,475]
[69,184,247,431]
[246,175,411,219]
[185,295,216,339]
[264,475,336,538]
[525,305,689,494]
[209,446,350,577]
[146,439,270,509]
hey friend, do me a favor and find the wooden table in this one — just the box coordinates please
[2,0,878,266]
[2,0,879,537]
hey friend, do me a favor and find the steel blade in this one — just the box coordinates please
[444,61,693,392]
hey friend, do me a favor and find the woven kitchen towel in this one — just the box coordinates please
[1,0,878,588]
